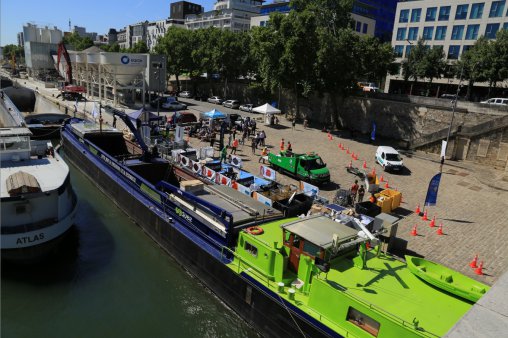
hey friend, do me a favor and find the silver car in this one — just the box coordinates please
[223,100,240,109]
[179,91,192,98]
[162,101,187,111]
[239,103,253,112]
[207,96,223,104]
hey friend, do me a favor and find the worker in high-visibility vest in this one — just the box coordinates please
[280,138,285,151]
[259,147,269,163]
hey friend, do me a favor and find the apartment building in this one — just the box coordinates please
[386,0,508,94]
[185,0,263,32]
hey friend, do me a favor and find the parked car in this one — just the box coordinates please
[375,146,404,172]
[207,96,223,104]
[480,98,508,106]
[358,82,379,92]
[239,103,253,112]
[168,111,197,125]
[162,101,187,111]
[179,91,192,98]
[150,96,176,108]
[222,100,240,109]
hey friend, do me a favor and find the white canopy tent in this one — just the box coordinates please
[252,103,281,115]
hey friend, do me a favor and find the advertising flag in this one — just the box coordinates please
[371,122,376,141]
[424,173,442,206]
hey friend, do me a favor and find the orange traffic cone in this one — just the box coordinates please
[379,175,384,182]
[474,261,484,275]
[422,210,428,221]
[362,161,367,169]
[429,216,436,227]
[355,154,359,160]
[410,225,418,236]
[351,152,355,159]
[469,254,479,268]
[415,204,420,214]
[436,223,444,235]
[346,148,350,154]
[338,143,342,149]
[384,182,389,189]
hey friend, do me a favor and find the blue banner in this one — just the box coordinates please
[371,122,376,141]
[424,173,442,206]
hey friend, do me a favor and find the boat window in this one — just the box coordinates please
[1,136,30,151]
[303,241,321,257]
[245,241,258,257]
[346,307,380,337]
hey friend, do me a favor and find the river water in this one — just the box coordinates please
[1,156,259,338]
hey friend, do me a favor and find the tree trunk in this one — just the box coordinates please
[466,79,474,101]
[175,74,180,93]
[294,81,299,120]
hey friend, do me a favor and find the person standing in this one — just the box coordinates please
[292,119,296,130]
[251,137,257,155]
[220,145,228,164]
[259,147,268,163]
[350,180,359,204]
[287,141,292,152]
[280,138,285,151]
[231,138,239,154]
[303,118,308,129]
[241,129,248,145]
[358,185,365,202]
[260,130,266,146]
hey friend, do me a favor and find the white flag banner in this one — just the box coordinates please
[440,140,447,158]
[92,102,98,119]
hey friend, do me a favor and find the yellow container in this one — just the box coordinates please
[375,194,392,213]
[380,189,402,210]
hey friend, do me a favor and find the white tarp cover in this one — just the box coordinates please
[252,103,281,115]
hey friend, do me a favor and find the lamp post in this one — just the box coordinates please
[441,61,481,171]
[406,39,414,95]
[154,58,164,119]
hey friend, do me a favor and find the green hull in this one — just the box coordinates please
[405,255,490,302]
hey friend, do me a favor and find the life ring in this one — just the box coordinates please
[180,156,189,167]
[246,226,264,235]
[192,162,202,174]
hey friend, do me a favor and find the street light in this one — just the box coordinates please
[441,60,481,171]
[153,58,164,119]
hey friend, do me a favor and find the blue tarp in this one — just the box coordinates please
[128,108,163,122]
[202,109,226,119]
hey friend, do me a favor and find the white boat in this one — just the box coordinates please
[1,91,77,262]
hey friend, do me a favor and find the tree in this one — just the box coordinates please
[62,32,93,51]
[458,37,489,100]
[130,41,148,53]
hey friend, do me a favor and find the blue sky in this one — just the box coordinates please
[1,0,216,46]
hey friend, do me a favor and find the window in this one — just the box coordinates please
[405,45,413,57]
[303,241,321,257]
[470,3,485,19]
[394,45,404,57]
[465,25,480,39]
[451,25,465,40]
[423,27,434,40]
[439,6,451,20]
[489,1,505,17]
[408,27,419,40]
[396,28,407,41]
[435,26,447,40]
[399,9,409,22]
[455,4,469,19]
[504,23,508,30]
[259,21,266,27]
[426,7,437,21]
[356,21,362,32]
[485,23,500,38]
[245,242,258,257]
[448,45,461,59]
[363,23,368,34]
[411,8,422,22]
[347,307,381,337]
[463,45,473,53]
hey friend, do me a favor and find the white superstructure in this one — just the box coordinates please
[0,91,77,260]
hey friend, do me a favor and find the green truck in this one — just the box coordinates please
[268,151,330,185]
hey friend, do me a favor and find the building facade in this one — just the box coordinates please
[250,1,375,36]
[170,1,203,20]
[386,0,508,94]
[354,0,400,42]
[186,0,263,32]
[17,32,24,47]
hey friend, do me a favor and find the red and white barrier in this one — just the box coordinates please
[259,165,276,181]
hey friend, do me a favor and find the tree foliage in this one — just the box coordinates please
[62,32,94,51]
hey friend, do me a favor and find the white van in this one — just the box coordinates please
[375,146,404,172]
[480,98,508,106]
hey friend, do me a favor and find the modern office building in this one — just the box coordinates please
[185,0,263,32]
[386,0,508,94]
[354,0,400,42]
[170,1,203,20]
[250,0,376,36]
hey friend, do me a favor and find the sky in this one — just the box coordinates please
[0,0,216,46]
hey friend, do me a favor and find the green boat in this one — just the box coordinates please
[228,215,475,337]
[405,255,490,303]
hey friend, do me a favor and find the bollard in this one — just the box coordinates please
[277,282,285,293]
[288,288,296,300]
